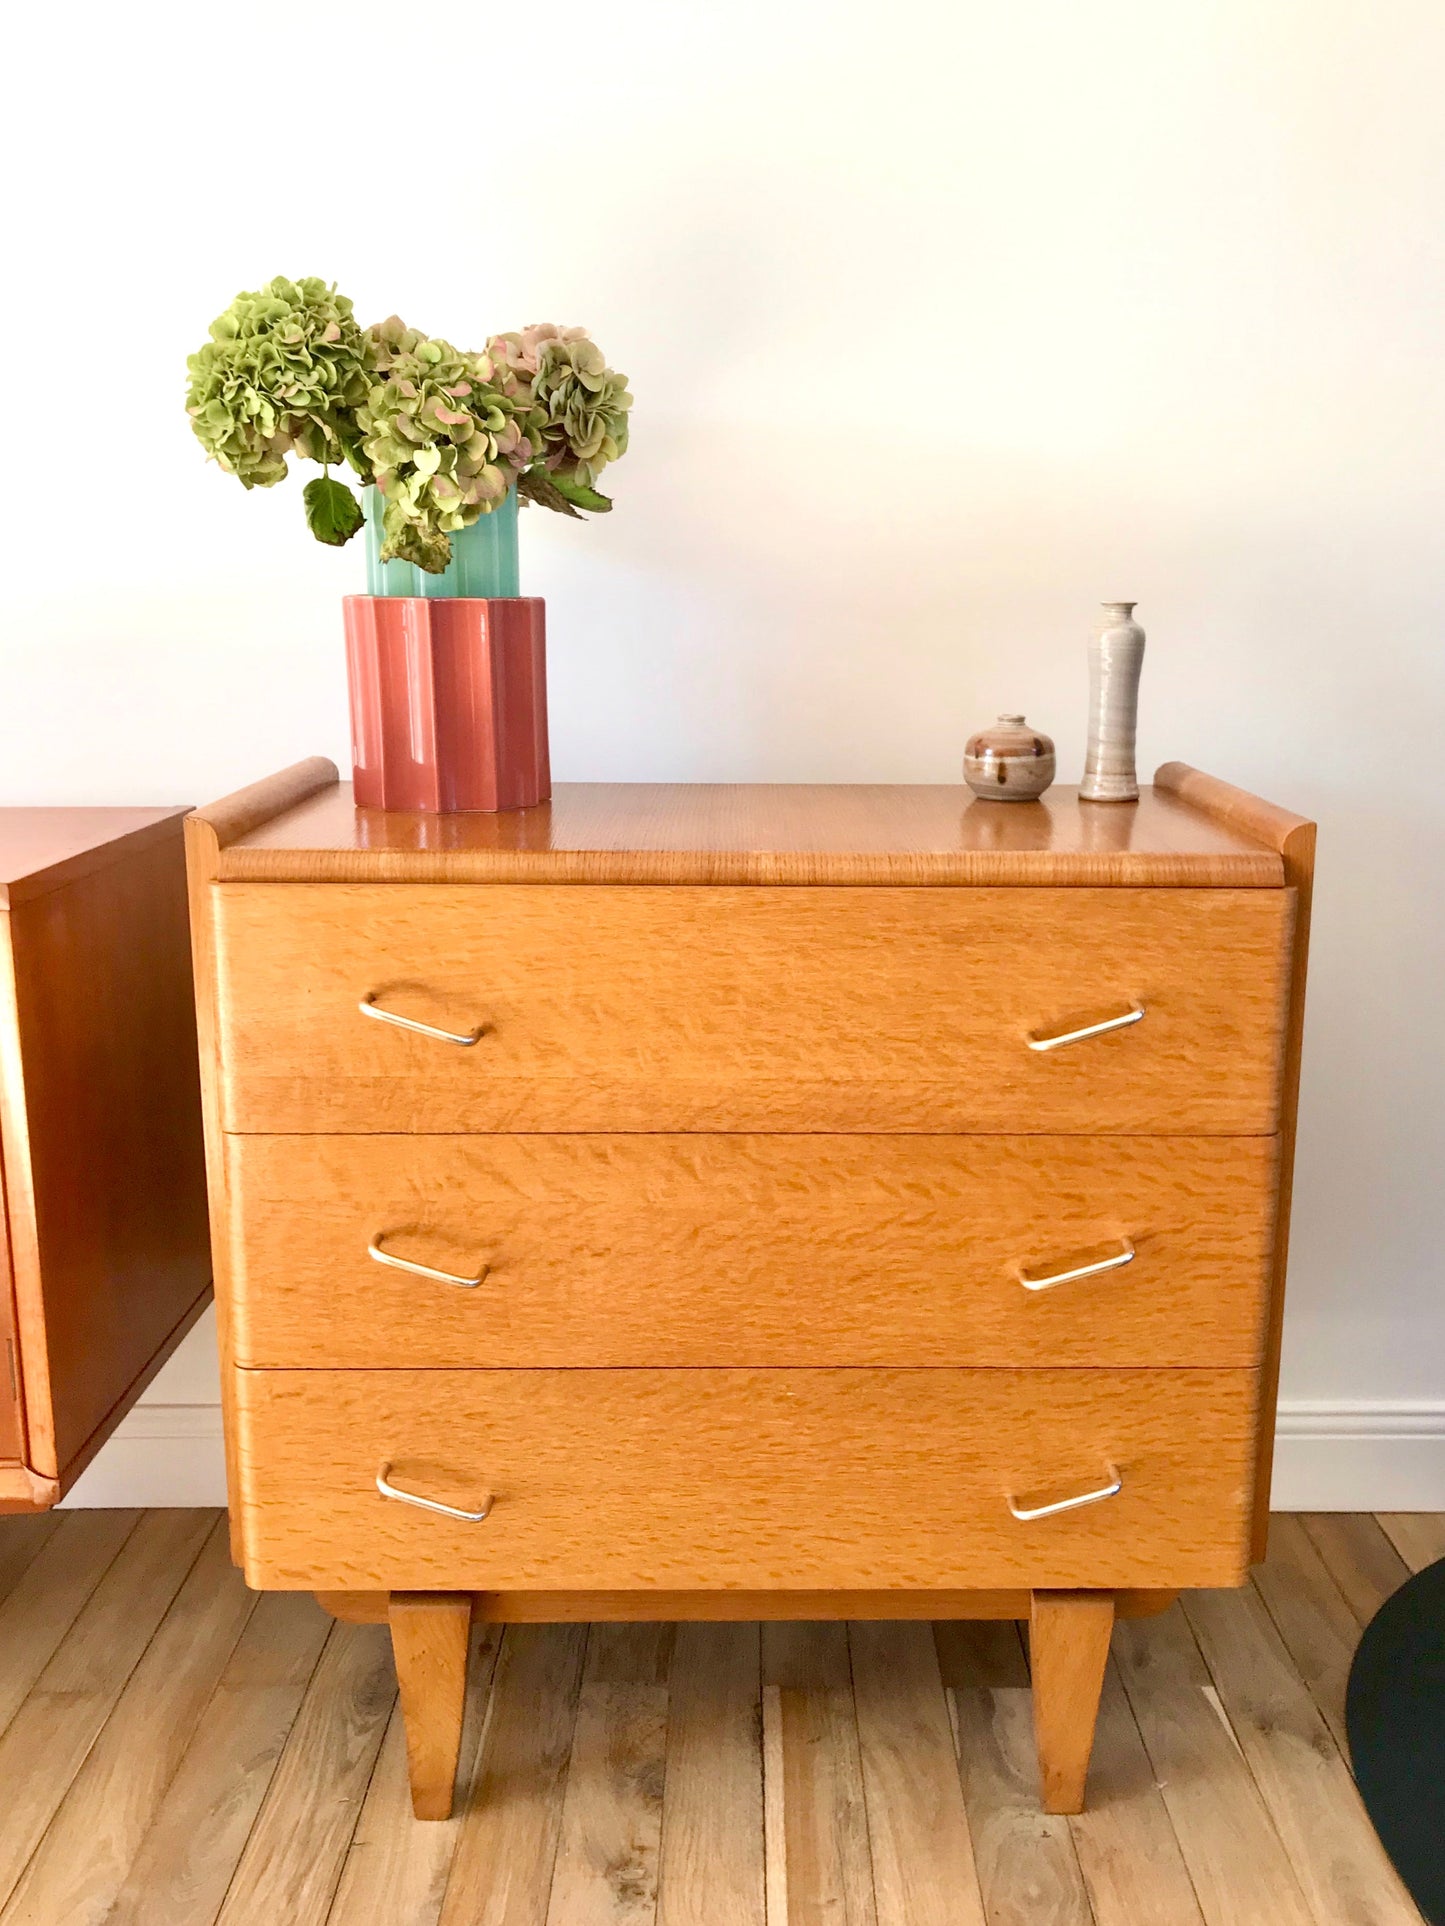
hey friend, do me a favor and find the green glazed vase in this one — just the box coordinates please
[363,484,520,598]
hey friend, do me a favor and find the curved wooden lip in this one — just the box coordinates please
[191,766,1293,889]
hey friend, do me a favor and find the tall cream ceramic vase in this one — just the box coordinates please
[1081,601,1145,802]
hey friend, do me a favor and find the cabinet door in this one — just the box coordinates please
[2,823,210,1482]
[0,1153,22,1462]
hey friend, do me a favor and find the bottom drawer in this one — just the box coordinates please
[233,1368,1259,1592]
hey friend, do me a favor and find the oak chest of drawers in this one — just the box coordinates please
[187,759,1313,1820]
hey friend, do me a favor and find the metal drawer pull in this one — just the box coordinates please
[1026,1002,1145,1052]
[1006,1467,1123,1522]
[359,993,485,1047]
[368,1236,489,1290]
[376,1464,493,1522]
[1018,1241,1135,1293]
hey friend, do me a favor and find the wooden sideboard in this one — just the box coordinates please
[0,809,212,1509]
[186,761,1313,1819]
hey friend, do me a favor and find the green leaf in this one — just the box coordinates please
[549,472,613,513]
[517,468,582,517]
[303,474,364,547]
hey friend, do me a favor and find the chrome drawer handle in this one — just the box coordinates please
[359,993,486,1047]
[376,1464,493,1522]
[1018,1240,1135,1293]
[368,1235,489,1290]
[1026,1002,1145,1052]
[1006,1467,1122,1522]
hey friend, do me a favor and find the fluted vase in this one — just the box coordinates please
[1081,602,1145,802]
[344,485,550,814]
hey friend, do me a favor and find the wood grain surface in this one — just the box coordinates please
[103,1591,332,1926]
[210,883,1292,1134]
[0,807,189,908]
[437,1622,588,1926]
[0,1506,1427,1924]
[655,1624,764,1926]
[0,1160,20,1461]
[1029,1591,1116,1814]
[232,1367,1259,1593]
[389,1592,473,1820]
[850,1621,986,1926]
[207,781,1287,889]
[1156,762,1317,1557]
[0,1519,252,1926]
[0,818,211,1497]
[316,1587,1178,1626]
[225,1132,1277,1369]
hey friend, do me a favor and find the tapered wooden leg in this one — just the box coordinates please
[1029,1589,1115,1814]
[389,1591,472,1819]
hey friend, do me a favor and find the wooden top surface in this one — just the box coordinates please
[211,775,1288,886]
[0,807,189,906]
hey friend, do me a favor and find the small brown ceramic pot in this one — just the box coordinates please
[963,714,1056,801]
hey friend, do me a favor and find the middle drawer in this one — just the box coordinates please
[225,1133,1278,1369]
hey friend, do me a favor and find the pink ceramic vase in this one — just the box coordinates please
[343,596,550,813]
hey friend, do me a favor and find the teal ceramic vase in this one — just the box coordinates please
[363,485,520,598]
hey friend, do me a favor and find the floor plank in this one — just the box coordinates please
[1112,1603,1315,1926]
[1066,1660,1205,1926]
[933,1621,1029,1691]
[0,1508,139,1741]
[0,1512,63,1610]
[1250,1513,1362,1753]
[0,1507,213,1909]
[934,1613,1086,1925]
[850,1622,985,1926]
[0,1518,252,1926]
[545,1624,672,1926]
[215,1621,396,1926]
[1375,1512,1445,1574]
[949,1685,1092,1926]
[329,1623,503,1926]
[0,1513,1435,1925]
[656,1623,764,1926]
[1183,1582,1420,1926]
[106,1589,333,1926]
[761,1622,876,1926]
[1299,1514,1410,1628]
[438,1623,588,1926]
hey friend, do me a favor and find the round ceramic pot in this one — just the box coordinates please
[963,714,1056,801]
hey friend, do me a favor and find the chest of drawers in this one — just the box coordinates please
[187,760,1313,1821]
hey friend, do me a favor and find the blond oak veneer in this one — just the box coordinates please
[1155,764,1318,1553]
[214,775,1286,888]
[211,883,1292,1135]
[186,759,1314,1823]
[225,1133,1278,1369]
[232,1367,1258,1593]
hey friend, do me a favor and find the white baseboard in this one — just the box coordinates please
[60,1403,229,1508]
[1269,1399,1445,1511]
[58,1396,1445,1513]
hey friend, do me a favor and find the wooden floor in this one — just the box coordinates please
[0,1513,1439,1925]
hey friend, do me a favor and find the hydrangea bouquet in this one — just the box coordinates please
[186,277,632,576]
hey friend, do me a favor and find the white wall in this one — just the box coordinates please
[6,0,1442,1506]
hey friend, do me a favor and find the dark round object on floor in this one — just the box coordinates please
[1346,1554,1445,1924]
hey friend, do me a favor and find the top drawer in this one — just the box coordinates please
[211,884,1292,1134]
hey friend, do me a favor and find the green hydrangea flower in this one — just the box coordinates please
[186,277,374,490]
[491,325,632,510]
[358,318,534,572]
